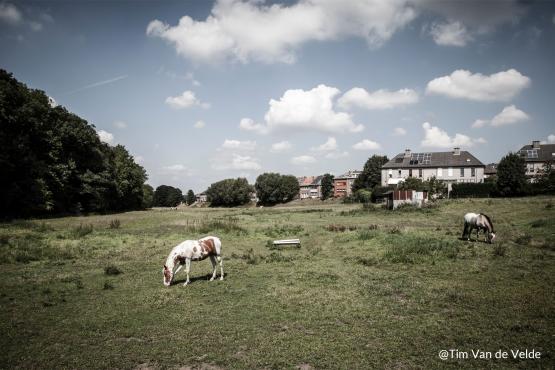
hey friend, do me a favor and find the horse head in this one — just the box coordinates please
[163,265,173,286]
[487,232,496,244]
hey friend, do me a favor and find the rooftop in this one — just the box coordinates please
[518,141,555,162]
[382,148,484,169]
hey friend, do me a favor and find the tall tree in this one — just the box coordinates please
[352,155,389,192]
[206,178,252,207]
[496,152,527,196]
[186,189,195,205]
[255,173,299,205]
[320,173,334,200]
[153,185,183,207]
[142,184,154,208]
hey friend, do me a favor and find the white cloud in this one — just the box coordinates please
[311,137,337,152]
[239,118,268,134]
[429,21,472,46]
[393,127,407,136]
[146,0,416,64]
[0,2,22,25]
[244,85,363,134]
[291,155,316,165]
[472,105,530,128]
[194,120,205,129]
[163,164,187,172]
[48,96,57,108]
[421,122,484,148]
[325,151,349,159]
[338,87,418,110]
[491,105,530,127]
[114,120,127,129]
[426,69,530,102]
[29,21,42,31]
[165,90,210,109]
[352,139,381,151]
[270,140,292,153]
[134,155,144,164]
[221,139,256,151]
[212,154,261,171]
[97,130,114,145]
[547,134,555,144]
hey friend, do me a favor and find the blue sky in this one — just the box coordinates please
[1,0,554,192]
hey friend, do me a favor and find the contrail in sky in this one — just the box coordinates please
[62,74,128,95]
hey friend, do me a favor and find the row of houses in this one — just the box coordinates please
[297,140,555,199]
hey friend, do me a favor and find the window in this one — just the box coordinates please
[419,169,422,178]
[409,169,413,177]
[526,149,538,159]
[437,168,443,177]
[471,167,475,177]
[398,170,401,176]
[448,168,453,177]
[388,169,392,178]
[460,168,464,177]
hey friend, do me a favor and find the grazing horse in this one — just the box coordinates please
[462,213,496,243]
[163,236,224,286]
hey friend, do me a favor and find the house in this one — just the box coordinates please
[484,163,498,179]
[298,175,324,199]
[298,176,315,199]
[385,190,428,210]
[333,170,361,198]
[381,147,485,191]
[195,192,207,203]
[518,140,555,181]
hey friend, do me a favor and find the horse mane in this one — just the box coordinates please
[480,213,494,232]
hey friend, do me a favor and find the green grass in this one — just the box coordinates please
[0,197,554,369]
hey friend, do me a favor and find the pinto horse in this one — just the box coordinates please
[163,236,224,286]
[462,213,496,243]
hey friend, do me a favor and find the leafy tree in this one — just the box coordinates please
[142,184,154,208]
[496,152,527,196]
[354,189,372,203]
[152,185,183,207]
[206,178,253,207]
[398,177,426,191]
[255,173,299,205]
[352,155,389,192]
[426,176,447,198]
[320,173,334,200]
[186,189,195,205]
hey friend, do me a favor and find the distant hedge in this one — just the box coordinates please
[451,183,494,198]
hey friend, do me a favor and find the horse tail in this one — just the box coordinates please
[480,213,494,232]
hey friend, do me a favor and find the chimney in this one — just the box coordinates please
[532,140,540,149]
[404,149,411,158]
[453,147,461,156]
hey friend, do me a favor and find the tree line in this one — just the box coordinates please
[0,70,150,218]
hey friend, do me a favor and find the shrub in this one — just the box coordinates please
[451,183,494,198]
[326,224,357,232]
[72,223,93,238]
[109,219,121,229]
[263,224,304,238]
[104,265,123,275]
[103,281,114,290]
[530,219,547,228]
[207,178,253,207]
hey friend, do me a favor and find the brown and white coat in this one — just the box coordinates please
[163,236,223,286]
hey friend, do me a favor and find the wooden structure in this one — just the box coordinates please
[385,190,428,210]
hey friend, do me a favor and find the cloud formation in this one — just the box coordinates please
[429,21,471,46]
[147,0,416,64]
[165,90,209,109]
[212,138,261,171]
[352,139,381,151]
[114,120,127,129]
[97,130,114,145]
[241,85,363,134]
[194,120,206,129]
[338,87,418,110]
[0,2,22,25]
[472,105,529,128]
[221,139,256,151]
[421,122,484,148]
[311,137,337,152]
[270,140,292,153]
[426,69,530,102]
[291,155,316,165]
[393,127,407,136]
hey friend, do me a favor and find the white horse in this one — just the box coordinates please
[163,236,224,286]
[462,213,496,243]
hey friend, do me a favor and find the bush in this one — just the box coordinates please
[207,178,253,207]
[451,183,494,198]
[72,224,93,238]
[109,219,121,229]
[255,173,299,206]
[104,265,123,275]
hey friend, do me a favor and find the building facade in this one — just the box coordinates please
[518,140,555,181]
[298,175,324,199]
[381,148,485,191]
[333,170,361,198]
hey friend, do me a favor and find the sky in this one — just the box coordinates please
[1,0,555,192]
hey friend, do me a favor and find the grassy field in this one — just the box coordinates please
[1,197,554,369]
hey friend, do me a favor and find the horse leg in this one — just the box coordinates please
[183,258,191,286]
[209,255,217,281]
[174,264,183,275]
[217,255,224,280]
[462,223,468,240]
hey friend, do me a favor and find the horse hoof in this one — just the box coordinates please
[220,276,224,281]
[209,277,214,282]
[183,282,189,286]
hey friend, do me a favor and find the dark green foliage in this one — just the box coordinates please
[152,185,183,207]
[255,173,299,205]
[320,173,334,200]
[352,155,389,192]
[0,69,147,218]
[496,152,527,196]
[398,177,427,191]
[353,189,372,203]
[370,186,393,203]
[398,176,447,198]
[104,265,123,275]
[142,184,154,208]
[186,189,195,205]
[206,178,253,207]
[450,182,494,198]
